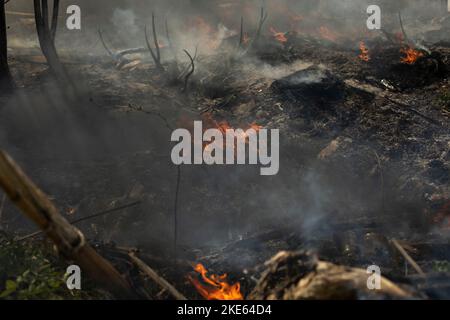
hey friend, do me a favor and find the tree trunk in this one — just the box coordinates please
[34,0,71,84]
[0,2,13,91]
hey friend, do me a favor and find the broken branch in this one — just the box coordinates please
[391,239,425,276]
[129,251,187,300]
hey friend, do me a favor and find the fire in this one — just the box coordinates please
[188,264,244,300]
[200,113,263,154]
[358,41,370,62]
[242,32,250,46]
[400,47,424,65]
[318,26,338,42]
[269,26,288,43]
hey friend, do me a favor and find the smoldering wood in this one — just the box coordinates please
[0,151,136,299]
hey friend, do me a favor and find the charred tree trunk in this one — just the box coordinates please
[33,0,70,83]
[0,1,13,91]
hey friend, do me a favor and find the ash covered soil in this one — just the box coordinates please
[1,24,450,299]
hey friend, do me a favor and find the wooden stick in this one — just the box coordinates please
[0,150,136,299]
[129,251,187,300]
[391,239,425,276]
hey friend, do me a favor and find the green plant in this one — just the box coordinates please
[0,234,108,300]
[432,260,450,273]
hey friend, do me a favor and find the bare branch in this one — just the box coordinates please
[98,29,115,58]
[398,11,412,47]
[129,251,187,300]
[182,49,195,92]
[145,17,164,72]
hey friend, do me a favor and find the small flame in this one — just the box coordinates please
[200,113,262,154]
[188,264,244,300]
[318,26,338,42]
[400,47,424,65]
[242,32,250,45]
[269,26,288,43]
[359,41,370,62]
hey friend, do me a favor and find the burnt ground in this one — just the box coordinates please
[1,29,450,299]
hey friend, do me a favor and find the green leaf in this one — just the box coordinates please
[0,280,18,298]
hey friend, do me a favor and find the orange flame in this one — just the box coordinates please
[200,113,262,154]
[359,41,370,62]
[318,26,338,42]
[269,26,288,43]
[400,47,424,65]
[188,264,244,300]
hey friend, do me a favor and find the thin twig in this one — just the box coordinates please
[182,49,195,92]
[398,12,412,47]
[98,29,115,58]
[145,13,164,71]
[371,148,385,214]
[16,201,141,241]
[129,251,187,300]
[392,239,425,276]
[238,16,244,48]
[383,96,441,126]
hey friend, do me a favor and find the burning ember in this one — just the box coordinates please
[269,26,288,43]
[194,113,263,157]
[400,47,424,65]
[358,41,370,62]
[188,264,244,300]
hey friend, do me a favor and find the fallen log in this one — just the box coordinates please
[129,251,187,300]
[0,150,136,299]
